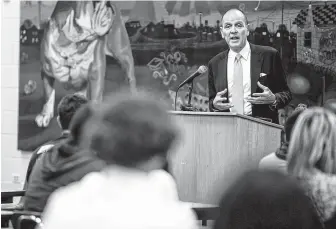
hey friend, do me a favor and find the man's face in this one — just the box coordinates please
[221,11,249,52]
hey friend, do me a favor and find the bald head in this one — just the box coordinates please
[222,9,248,26]
[220,8,249,53]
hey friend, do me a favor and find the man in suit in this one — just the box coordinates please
[208,9,292,123]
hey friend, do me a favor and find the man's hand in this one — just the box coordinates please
[213,89,234,110]
[247,82,276,105]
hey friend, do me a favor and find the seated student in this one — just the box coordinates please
[15,94,88,209]
[24,103,106,212]
[41,90,198,229]
[213,170,323,229]
[287,107,336,223]
[258,109,304,173]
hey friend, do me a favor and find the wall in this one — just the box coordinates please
[1,1,29,191]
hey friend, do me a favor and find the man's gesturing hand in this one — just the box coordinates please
[247,82,276,105]
[213,89,234,110]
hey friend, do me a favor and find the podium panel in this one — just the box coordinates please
[169,111,282,204]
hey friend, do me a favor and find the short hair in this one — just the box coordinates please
[222,8,248,25]
[284,109,304,141]
[83,90,179,167]
[57,94,88,130]
[287,107,336,176]
[213,170,323,229]
[58,103,95,157]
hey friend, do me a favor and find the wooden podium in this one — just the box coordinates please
[168,111,283,204]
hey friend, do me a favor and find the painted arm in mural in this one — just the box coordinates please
[62,1,114,43]
[105,1,136,92]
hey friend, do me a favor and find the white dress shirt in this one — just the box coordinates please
[41,167,198,229]
[227,41,252,115]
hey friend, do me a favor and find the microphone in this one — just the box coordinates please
[177,66,208,89]
[174,66,208,111]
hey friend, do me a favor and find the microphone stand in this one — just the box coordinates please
[180,81,198,111]
[320,75,325,106]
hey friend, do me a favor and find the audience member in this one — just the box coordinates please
[213,170,323,229]
[287,107,336,222]
[259,108,304,173]
[41,90,198,229]
[23,103,105,212]
[15,94,88,209]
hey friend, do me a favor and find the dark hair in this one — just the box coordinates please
[213,170,322,229]
[84,91,178,167]
[58,103,95,157]
[222,9,248,25]
[284,109,304,141]
[57,94,88,130]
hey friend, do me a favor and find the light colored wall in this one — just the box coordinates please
[1,1,30,191]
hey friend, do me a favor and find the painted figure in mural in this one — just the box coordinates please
[35,0,136,127]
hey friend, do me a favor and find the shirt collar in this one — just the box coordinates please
[228,41,250,60]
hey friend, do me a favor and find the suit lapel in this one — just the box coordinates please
[250,44,262,94]
[216,50,228,95]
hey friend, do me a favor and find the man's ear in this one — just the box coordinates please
[220,28,225,39]
[246,24,250,36]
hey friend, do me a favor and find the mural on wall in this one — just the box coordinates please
[294,3,336,75]
[19,0,229,151]
[319,28,336,66]
[19,1,331,151]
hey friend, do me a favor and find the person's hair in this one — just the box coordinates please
[284,109,304,141]
[213,170,323,229]
[58,103,95,157]
[57,94,88,130]
[222,8,248,26]
[82,90,179,168]
[287,107,336,176]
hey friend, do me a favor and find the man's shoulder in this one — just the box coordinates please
[208,50,227,66]
[250,43,278,55]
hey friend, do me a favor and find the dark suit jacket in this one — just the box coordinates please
[208,43,292,123]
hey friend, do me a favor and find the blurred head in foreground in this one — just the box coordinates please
[287,107,336,176]
[213,170,322,229]
[82,90,179,172]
